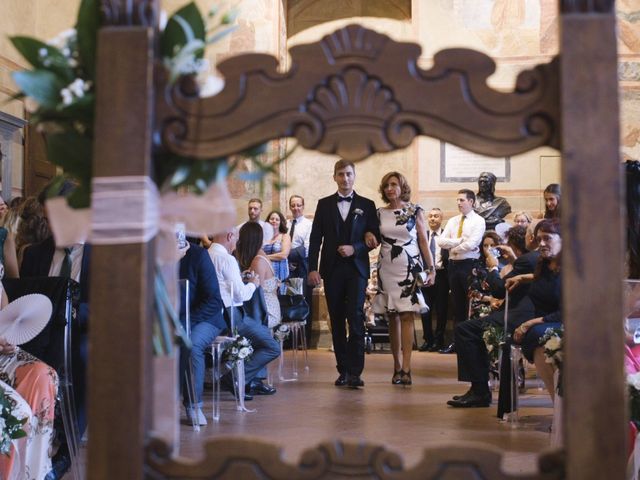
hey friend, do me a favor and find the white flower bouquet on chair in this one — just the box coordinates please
[0,385,27,456]
[221,335,253,371]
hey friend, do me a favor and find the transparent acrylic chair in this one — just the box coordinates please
[211,280,254,421]
[179,279,201,432]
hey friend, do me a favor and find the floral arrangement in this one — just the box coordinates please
[539,326,564,396]
[629,372,640,427]
[0,386,28,456]
[8,0,272,208]
[222,335,253,368]
[482,324,505,364]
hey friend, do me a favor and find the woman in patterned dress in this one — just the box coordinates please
[372,172,436,385]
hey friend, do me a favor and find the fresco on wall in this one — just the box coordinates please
[623,90,640,162]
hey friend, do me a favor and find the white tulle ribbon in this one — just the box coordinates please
[46,176,237,255]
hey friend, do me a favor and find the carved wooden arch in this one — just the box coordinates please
[87,1,625,479]
[156,24,560,161]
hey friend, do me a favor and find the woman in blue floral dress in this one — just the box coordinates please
[264,211,291,294]
[372,172,436,385]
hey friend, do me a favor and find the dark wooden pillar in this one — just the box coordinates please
[87,27,155,479]
[560,2,626,479]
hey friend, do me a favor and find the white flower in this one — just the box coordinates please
[38,48,48,58]
[238,347,251,359]
[159,10,168,31]
[231,347,238,355]
[545,336,561,351]
[354,208,364,216]
[47,28,76,50]
[60,88,73,105]
[0,417,5,432]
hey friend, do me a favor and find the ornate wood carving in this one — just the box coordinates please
[157,24,560,162]
[100,0,159,26]
[145,437,564,479]
[560,0,614,13]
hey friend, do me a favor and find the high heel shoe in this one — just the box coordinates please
[400,370,412,385]
[392,370,402,385]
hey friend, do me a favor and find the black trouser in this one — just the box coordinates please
[324,262,367,376]
[448,259,475,326]
[420,268,449,344]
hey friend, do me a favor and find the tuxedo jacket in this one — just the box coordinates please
[308,192,379,280]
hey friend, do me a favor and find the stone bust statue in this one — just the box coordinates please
[475,171,511,230]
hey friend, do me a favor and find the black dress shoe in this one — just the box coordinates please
[334,373,348,386]
[348,375,364,388]
[221,381,254,401]
[418,342,431,352]
[451,388,473,401]
[439,343,456,354]
[248,380,277,395]
[447,391,491,408]
[428,342,444,352]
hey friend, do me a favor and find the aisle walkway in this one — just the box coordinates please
[178,349,555,474]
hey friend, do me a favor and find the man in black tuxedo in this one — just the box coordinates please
[308,159,379,388]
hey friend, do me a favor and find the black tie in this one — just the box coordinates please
[338,196,352,202]
[429,232,436,267]
[60,247,72,278]
[289,218,296,239]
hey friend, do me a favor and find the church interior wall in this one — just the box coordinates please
[0,0,638,222]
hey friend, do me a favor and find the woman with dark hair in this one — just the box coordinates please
[264,210,291,291]
[235,222,281,328]
[543,183,561,219]
[372,171,435,386]
[512,218,562,399]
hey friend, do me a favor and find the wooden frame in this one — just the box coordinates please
[87,1,624,479]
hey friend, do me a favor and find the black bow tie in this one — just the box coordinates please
[338,196,352,202]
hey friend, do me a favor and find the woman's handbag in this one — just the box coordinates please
[278,294,310,322]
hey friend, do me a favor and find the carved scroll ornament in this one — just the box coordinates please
[158,24,560,162]
[145,437,564,480]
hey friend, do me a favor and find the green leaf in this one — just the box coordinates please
[11,70,64,108]
[161,2,206,59]
[9,37,74,83]
[76,0,100,80]
[46,132,92,191]
[67,183,90,209]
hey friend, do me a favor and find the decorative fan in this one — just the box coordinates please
[0,294,52,345]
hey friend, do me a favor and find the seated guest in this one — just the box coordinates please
[0,337,58,480]
[468,232,505,320]
[15,197,50,268]
[207,228,279,396]
[511,220,563,400]
[235,223,281,328]
[447,219,560,408]
[20,181,89,480]
[179,242,227,425]
[264,210,291,292]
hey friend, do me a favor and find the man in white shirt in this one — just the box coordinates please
[436,189,485,353]
[286,195,313,343]
[238,198,273,246]
[419,208,450,352]
[208,227,280,396]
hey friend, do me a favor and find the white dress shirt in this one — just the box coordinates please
[287,216,312,257]
[427,228,445,270]
[208,243,256,308]
[49,243,85,282]
[437,210,485,260]
[336,192,353,221]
